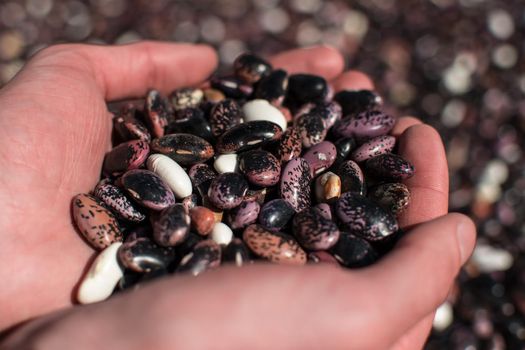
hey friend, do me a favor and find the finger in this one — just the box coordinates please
[389,313,434,350]
[390,116,422,138]
[331,70,374,91]
[269,45,345,80]
[397,124,449,228]
[362,213,476,343]
[24,41,218,100]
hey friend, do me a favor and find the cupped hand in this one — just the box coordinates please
[0,42,476,349]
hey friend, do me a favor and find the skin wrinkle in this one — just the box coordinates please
[0,124,48,231]
[141,42,165,94]
[68,106,109,190]
[0,105,17,213]
[18,73,109,193]
[1,97,101,196]
[405,185,448,203]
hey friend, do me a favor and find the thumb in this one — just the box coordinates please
[359,213,476,344]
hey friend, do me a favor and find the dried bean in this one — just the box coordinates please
[243,224,307,265]
[151,133,214,166]
[72,194,123,250]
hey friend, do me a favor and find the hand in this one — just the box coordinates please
[0,41,218,330]
[0,42,476,349]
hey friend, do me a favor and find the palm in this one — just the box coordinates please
[0,42,472,350]
[0,50,109,328]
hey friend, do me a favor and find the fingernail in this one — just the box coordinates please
[456,219,474,264]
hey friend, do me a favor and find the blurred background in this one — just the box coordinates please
[0,0,523,348]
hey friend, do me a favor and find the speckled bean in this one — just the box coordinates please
[243,224,306,265]
[207,172,249,210]
[121,169,176,210]
[335,192,398,241]
[365,153,415,181]
[72,193,123,250]
[151,204,190,247]
[94,179,145,222]
[293,208,340,250]
[227,200,260,230]
[351,135,396,163]
[239,149,281,187]
[280,158,312,212]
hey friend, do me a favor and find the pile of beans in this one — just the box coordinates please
[72,53,415,304]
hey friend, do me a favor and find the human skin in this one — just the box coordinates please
[0,42,476,349]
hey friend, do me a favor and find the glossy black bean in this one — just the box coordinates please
[173,231,204,260]
[335,193,398,241]
[233,53,272,84]
[117,237,176,273]
[151,133,214,165]
[210,76,253,99]
[217,120,283,154]
[287,74,328,105]
[258,199,295,232]
[121,169,175,210]
[117,270,142,291]
[330,232,379,268]
[333,89,383,116]
[222,238,252,266]
[255,69,288,105]
[166,107,214,142]
[332,137,357,168]
[177,240,221,276]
